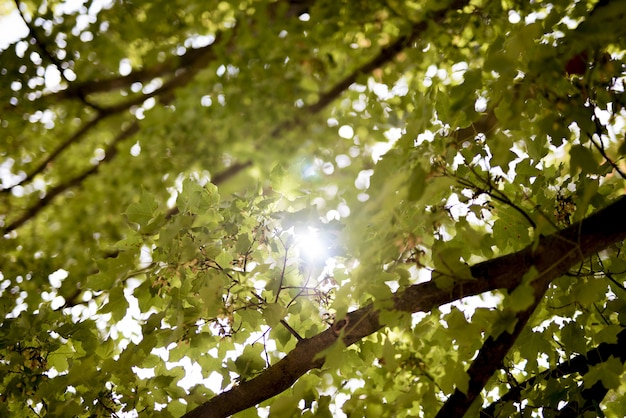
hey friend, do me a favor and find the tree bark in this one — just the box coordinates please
[182,195,626,417]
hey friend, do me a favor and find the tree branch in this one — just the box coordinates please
[182,195,626,417]
[435,288,547,418]
[266,0,472,139]
[14,0,102,111]
[5,0,299,197]
[2,34,219,195]
[38,0,313,102]
[2,121,140,234]
[1,114,102,194]
[481,326,626,417]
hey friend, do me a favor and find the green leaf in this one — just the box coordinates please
[177,178,220,214]
[508,283,535,312]
[100,287,129,322]
[573,277,608,306]
[215,250,233,268]
[583,356,622,390]
[263,303,286,328]
[408,164,427,202]
[492,206,531,248]
[560,322,587,354]
[125,190,159,230]
[167,400,188,416]
[490,309,518,339]
[570,145,599,176]
[48,347,70,372]
[86,251,136,290]
[234,344,266,379]
[431,243,472,279]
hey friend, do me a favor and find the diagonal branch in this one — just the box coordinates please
[181,195,626,418]
[267,0,472,140]
[14,0,102,111]
[5,1,305,197]
[4,1,471,228]
[37,0,314,102]
[588,115,626,179]
[2,36,219,195]
[3,102,248,234]
[481,326,626,417]
[435,287,547,418]
[1,114,102,194]
[2,121,140,234]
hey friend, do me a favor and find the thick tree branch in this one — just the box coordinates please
[435,288,546,418]
[182,196,626,417]
[481,326,626,417]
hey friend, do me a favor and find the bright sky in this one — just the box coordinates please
[0,9,27,50]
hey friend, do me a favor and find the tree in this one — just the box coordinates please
[1,0,626,416]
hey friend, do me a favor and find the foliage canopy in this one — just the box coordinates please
[2,0,626,416]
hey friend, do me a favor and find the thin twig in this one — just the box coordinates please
[279,319,304,342]
[588,117,626,179]
[274,235,290,303]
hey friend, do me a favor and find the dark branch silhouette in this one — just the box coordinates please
[182,195,626,418]
[481,326,626,417]
[435,289,546,418]
[13,0,104,111]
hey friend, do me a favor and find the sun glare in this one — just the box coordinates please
[293,227,329,264]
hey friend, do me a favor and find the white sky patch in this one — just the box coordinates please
[44,65,62,90]
[0,10,28,50]
[185,34,216,49]
[475,96,488,113]
[338,125,354,139]
[354,169,373,190]
[325,210,340,221]
[48,269,68,288]
[0,158,26,188]
[368,79,391,99]
[335,154,351,168]
[391,77,409,96]
[352,97,367,112]
[508,10,521,24]
[119,58,132,76]
[415,130,435,145]
[337,202,350,218]
[370,142,392,162]
[451,61,468,82]
[130,141,141,157]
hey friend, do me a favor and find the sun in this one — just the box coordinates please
[293,226,329,265]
